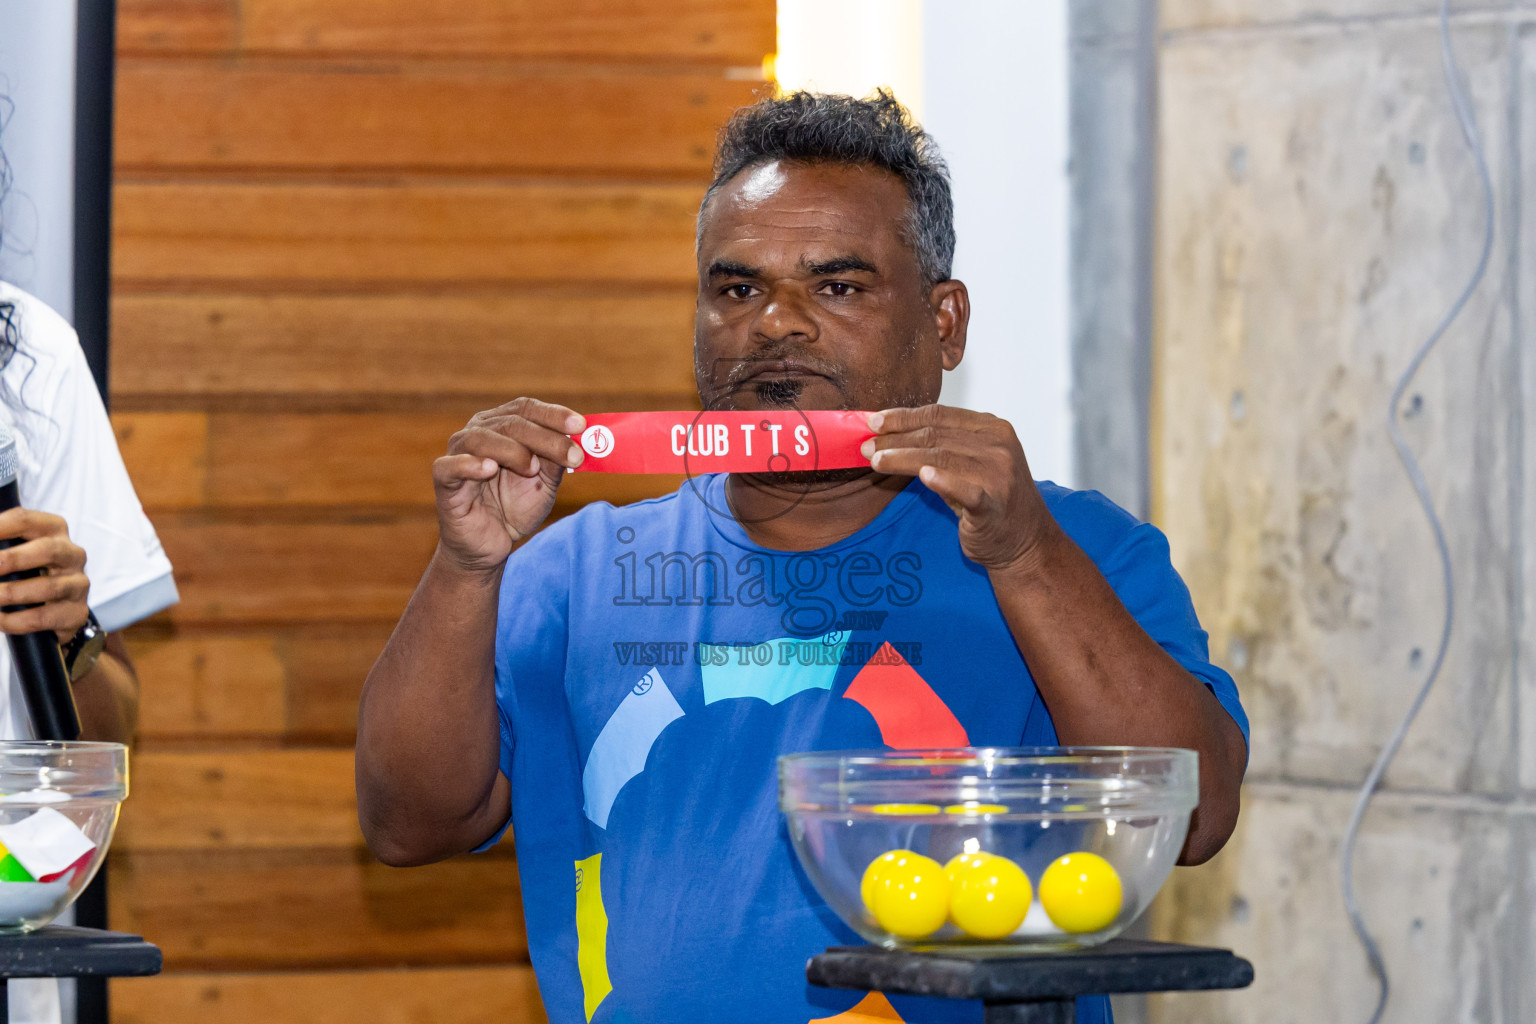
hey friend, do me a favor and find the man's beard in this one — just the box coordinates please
[749,465,871,487]
[741,376,868,485]
[753,377,805,407]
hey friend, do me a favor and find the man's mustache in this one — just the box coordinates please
[703,352,850,404]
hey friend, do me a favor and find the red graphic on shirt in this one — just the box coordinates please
[843,642,968,749]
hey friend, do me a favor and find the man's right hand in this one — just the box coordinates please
[432,398,587,573]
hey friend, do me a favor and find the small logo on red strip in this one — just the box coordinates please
[581,424,616,458]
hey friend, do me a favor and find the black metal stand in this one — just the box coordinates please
[0,926,161,1024]
[808,939,1253,1023]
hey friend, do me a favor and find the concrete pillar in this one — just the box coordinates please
[1070,0,1159,519]
[1147,3,1532,1021]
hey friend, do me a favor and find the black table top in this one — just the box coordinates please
[807,939,1253,1001]
[0,926,161,980]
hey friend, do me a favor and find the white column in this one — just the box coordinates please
[775,0,1073,486]
[775,0,925,120]
[924,1,1072,486]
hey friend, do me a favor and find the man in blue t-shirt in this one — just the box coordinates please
[357,90,1249,1024]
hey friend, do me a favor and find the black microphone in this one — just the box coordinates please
[0,428,82,740]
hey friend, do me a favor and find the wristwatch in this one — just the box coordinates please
[61,611,107,682]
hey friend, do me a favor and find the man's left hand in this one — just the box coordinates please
[0,509,90,643]
[863,405,1059,575]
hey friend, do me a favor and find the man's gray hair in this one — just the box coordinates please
[698,89,955,286]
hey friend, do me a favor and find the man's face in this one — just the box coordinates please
[693,160,964,413]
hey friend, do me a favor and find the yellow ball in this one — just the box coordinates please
[869,803,941,816]
[943,850,990,878]
[1038,852,1123,933]
[860,849,914,912]
[944,852,1032,939]
[943,803,1010,816]
[871,852,950,938]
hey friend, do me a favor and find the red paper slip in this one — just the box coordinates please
[569,411,874,474]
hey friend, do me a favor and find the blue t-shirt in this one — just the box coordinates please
[491,474,1247,1024]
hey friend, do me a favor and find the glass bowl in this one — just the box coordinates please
[779,747,1197,950]
[0,741,127,932]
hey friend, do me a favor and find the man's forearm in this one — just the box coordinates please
[356,547,510,865]
[989,527,1247,864]
[73,635,138,744]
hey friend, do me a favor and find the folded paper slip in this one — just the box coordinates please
[569,411,874,475]
[0,808,95,880]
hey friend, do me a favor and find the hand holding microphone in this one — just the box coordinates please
[0,429,88,740]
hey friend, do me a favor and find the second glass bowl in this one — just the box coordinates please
[779,747,1197,950]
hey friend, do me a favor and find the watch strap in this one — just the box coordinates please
[62,611,107,682]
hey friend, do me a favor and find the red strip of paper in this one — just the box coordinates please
[569,411,874,474]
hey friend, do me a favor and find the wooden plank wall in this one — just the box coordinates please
[106,2,772,1020]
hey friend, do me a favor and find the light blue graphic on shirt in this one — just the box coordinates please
[698,631,851,706]
[582,668,684,829]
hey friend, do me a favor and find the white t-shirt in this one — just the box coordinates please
[0,284,178,1024]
